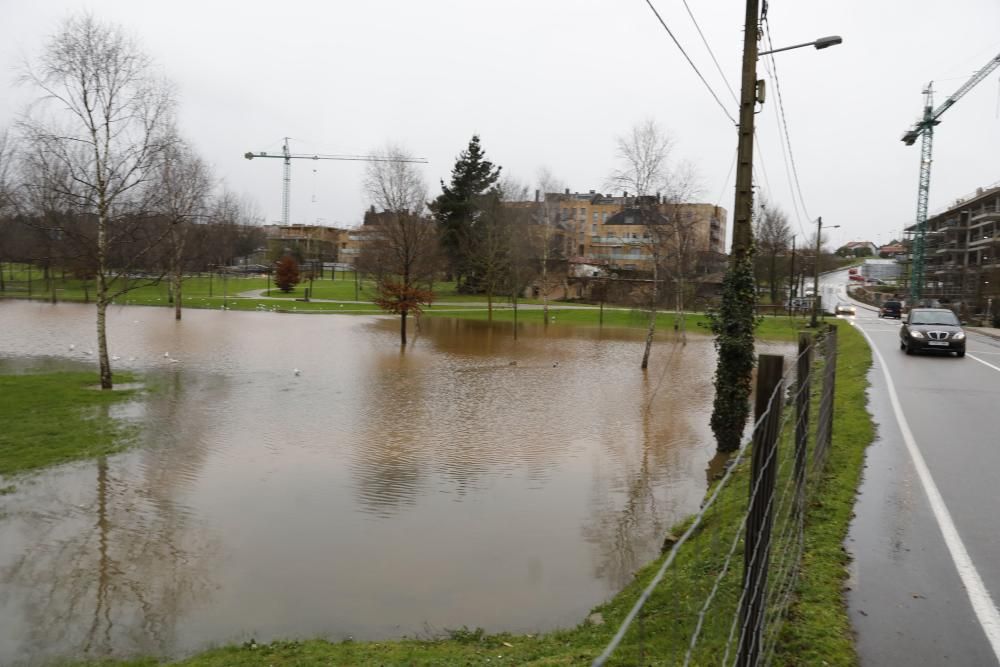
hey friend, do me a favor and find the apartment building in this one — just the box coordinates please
[900,184,1000,309]
[265,224,351,267]
[543,190,727,273]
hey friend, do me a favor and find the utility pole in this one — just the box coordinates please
[788,235,796,314]
[810,217,839,327]
[708,0,760,455]
[730,0,761,260]
[708,2,840,455]
[811,217,824,327]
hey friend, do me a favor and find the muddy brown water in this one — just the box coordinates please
[0,301,793,663]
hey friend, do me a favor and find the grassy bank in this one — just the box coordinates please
[773,322,872,665]
[0,372,140,478]
[423,305,820,342]
[0,268,541,308]
[59,321,872,666]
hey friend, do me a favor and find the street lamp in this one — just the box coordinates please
[811,217,840,327]
[758,35,842,57]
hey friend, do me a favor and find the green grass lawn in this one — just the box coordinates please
[58,320,871,666]
[423,304,819,342]
[0,372,140,478]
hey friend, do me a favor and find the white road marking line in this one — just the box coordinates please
[858,324,1000,662]
[969,354,1000,371]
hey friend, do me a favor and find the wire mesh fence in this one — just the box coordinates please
[593,324,839,666]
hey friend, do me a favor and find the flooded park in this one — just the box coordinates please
[0,300,792,663]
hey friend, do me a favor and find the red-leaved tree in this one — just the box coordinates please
[274,255,300,292]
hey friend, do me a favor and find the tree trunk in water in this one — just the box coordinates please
[513,298,518,340]
[641,265,658,370]
[487,291,493,323]
[96,288,112,389]
[400,309,408,345]
[677,276,687,343]
[541,255,549,322]
[174,271,183,320]
[170,224,184,320]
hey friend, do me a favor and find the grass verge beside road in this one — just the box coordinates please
[61,320,872,666]
[774,321,872,665]
[0,372,140,478]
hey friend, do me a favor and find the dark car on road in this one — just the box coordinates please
[879,300,903,319]
[900,308,966,357]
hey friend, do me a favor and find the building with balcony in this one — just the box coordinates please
[900,184,1000,311]
[534,189,727,274]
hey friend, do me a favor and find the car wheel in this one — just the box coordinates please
[957,350,966,358]
[904,342,914,355]
[900,340,906,350]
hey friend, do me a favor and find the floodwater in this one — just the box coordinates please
[0,300,792,663]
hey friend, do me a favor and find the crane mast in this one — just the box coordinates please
[245,137,428,226]
[901,52,1000,303]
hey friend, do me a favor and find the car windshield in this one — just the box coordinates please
[909,311,959,326]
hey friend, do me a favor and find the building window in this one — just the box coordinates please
[591,224,597,233]
[602,211,608,223]
[592,211,598,222]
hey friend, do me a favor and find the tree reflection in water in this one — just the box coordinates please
[582,340,712,591]
[0,383,220,663]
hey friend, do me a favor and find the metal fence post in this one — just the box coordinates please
[823,326,837,455]
[795,332,813,517]
[813,325,838,470]
[737,354,784,667]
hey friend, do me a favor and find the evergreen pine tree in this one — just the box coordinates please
[429,135,501,289]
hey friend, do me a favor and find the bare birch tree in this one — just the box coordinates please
[358,144,439,345]
[157,137,212,320]
[20,14,175,388]
[0,129,13,291]
[754,194,791,305]
[465,192,512,323]
[652,164,702,343]
[534,167,565,322]
[607,118,675,199]
[608,119,687,369]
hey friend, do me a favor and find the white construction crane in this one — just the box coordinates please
[244,137,428,226]
[900,51,1000,301]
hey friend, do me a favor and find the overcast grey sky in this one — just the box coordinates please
[2,0,999,250]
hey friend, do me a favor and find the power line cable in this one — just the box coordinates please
[642,0,738,125]
[760,54,808,238]
[679,0,739,105]
[762,17,814,227]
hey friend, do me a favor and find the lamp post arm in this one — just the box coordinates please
[759,36,842,57]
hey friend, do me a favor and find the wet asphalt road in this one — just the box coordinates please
[822,271,1000,665]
